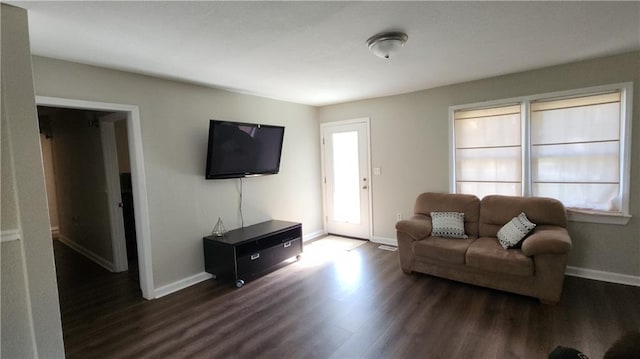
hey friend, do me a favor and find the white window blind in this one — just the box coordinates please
[454,104,522,198]
[451,84,631,223]
[530,92,622,212]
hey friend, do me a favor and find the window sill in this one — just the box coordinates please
[567,209,631,225]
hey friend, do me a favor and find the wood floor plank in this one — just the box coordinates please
[53,239,640,359]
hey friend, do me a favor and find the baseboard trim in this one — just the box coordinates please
[51,226,59,239]
[154,272,213,299]
[1,229,21,243]
[303,229,326,242]
[566,266,640,287]
[371,236,397,246]
[57,235,115,272]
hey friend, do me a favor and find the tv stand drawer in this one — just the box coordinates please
[237,251,272,278]
[269,238,302,264]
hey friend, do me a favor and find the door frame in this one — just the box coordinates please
[320,117,373,239]
[36,96,155,300]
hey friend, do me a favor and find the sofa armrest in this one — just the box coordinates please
[521,225,572,256]
[395,215,432,241]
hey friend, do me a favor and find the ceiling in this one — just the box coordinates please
[8,1,640,106]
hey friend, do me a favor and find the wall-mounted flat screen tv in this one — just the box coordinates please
[205,120,285,179]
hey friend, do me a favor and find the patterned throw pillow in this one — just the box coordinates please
[430,212,468,239]
[497,212,536,249]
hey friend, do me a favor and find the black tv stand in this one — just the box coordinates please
[203,220,302,288]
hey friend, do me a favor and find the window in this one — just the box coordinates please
[530,92,622,212]
[454,104,522,198]
[450,83,632,224]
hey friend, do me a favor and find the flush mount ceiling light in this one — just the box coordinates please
[366,31,408,59]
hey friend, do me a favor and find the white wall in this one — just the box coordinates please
[1,4,65,357]
[31,56,324,289]
[319,51,640,278]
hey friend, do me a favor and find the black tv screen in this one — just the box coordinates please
[205,120,285,179]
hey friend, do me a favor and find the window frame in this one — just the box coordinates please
[449,82,633,225]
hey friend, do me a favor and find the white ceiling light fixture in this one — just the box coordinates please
[366,31,408,59]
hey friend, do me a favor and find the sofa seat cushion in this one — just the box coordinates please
[413,237,476,265]
[466,237,534,277]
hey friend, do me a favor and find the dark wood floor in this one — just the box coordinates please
[53,240,640,359]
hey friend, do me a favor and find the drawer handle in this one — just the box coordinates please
[284,241,292,248]
[251,253,260,260]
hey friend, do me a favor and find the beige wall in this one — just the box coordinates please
[2,92,36,359]
[50,109,114,263]
[1,106,19,231]
[1,4,65,357]
[1,241,37,358]
[31,56,324,288]
[319,51,640,277]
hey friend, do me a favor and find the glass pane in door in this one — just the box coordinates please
[332,131,361,223]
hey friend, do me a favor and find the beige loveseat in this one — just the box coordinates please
[396,192,572,303]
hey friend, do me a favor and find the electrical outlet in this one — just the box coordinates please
[396,212,402,221]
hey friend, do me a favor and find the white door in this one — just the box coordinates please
[322,119,371,239]
[100,113,129,272]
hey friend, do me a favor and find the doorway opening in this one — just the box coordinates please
[38,107,137,269]
[36,96,154,300]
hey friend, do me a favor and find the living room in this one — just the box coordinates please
[2,2,639,358]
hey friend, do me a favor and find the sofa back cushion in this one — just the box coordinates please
[414,192,480,238]
[479,195,567,237]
